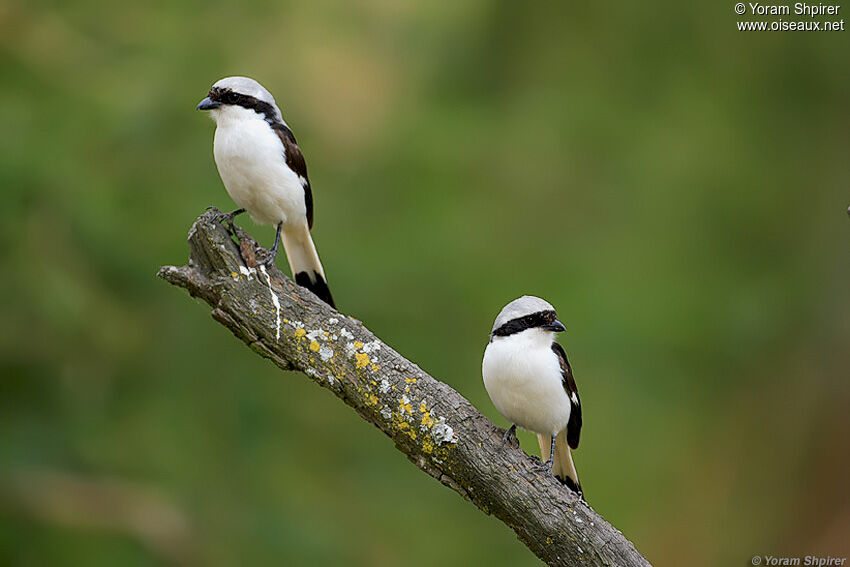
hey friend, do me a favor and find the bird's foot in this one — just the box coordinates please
[209,207,246,227]
[257,251,278,269]
[531,456,554,475]
[500,424,519,449]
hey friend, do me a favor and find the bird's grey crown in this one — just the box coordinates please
[491,295,557,333]
[211,76,283,123]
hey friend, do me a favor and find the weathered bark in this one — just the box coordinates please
[158,209,651,567]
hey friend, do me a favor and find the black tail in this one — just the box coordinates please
[295,271,335,308]
[282,225,336,309]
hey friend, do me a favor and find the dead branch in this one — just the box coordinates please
[157,209,651,567]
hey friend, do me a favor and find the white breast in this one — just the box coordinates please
[211,107,307,227]
[482,329,571,436]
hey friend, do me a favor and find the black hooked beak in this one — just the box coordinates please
[197,97,221,111]
[543,320,566,332]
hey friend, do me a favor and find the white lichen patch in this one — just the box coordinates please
[380,407,392,420]
[318,345,333,362]
[344,342,357,358]
[339,328,354,340]
[328,317,338,325]
[379,379,390,394]
[305,368,318,377]
[431,417,457,445]
[327,375,336,385]
[239,265,255,279]
[288,320,304,330]
[258,265,281,341]
[361,340,381,354]
[306,329,326,342]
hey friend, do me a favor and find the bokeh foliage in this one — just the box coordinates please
[1,0,848,565]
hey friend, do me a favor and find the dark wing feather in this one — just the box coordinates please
[272,123,313,229]
[551,342,582,449]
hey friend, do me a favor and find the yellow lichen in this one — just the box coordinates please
[355,353,370,368]
[419,402,427,413]
[392,414,417,440]
[422,437,434,454]
[354,340,364,349]
[294,328,306,338]
[367,394,378,406]
[405,378,417,384]
[400,399,413,414]
[421,411,435,429]
[371,364,380,372]
[309,340,320,352]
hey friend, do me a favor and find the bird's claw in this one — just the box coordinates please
[209,207,246,226]
[257,253,276,269]
[501,424,519,449]
[531,457,554,475]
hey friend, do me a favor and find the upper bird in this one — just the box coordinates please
[197,76,335,308]
[482,296,583,495]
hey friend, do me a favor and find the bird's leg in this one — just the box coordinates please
[532,435,556,474]
[501,424,519,448]
[260,222,283,267]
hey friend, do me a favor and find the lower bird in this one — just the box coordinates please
[197,76,335,308]
[482,296,583,494]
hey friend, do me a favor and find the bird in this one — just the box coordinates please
[482,295,583,494]
[197,76,335,308]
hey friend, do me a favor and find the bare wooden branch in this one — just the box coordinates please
[158,209,652,567]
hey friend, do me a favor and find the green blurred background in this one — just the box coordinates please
[1,0,849,565]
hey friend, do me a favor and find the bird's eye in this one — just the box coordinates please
[226,92,239,104]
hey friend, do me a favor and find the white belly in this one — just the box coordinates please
[212,116,306,228]
[482,333,571,435]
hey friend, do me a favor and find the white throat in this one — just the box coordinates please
[491,327,555,347]
[209,105,269,128]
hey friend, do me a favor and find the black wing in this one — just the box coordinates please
[551,342,582,449]
[272,123,314,229]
